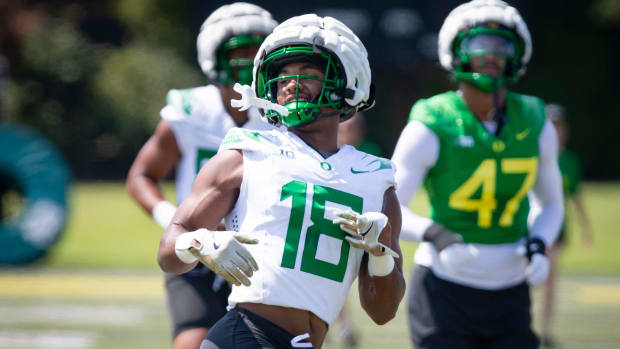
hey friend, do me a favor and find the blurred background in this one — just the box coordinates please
[0,0,619,348]
[1,0,620,179]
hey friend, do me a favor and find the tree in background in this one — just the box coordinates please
[1,0,202,179]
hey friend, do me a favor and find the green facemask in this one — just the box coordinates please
[452,27,524,92]
[216,34,265,86]
[256,46,348,128]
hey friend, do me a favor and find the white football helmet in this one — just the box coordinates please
[197,2,277,84]
[438,0,532,91]
[250,13,374,127]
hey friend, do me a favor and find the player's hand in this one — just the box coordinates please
[175,229,258,287]
[516,237,549,286]
[332,210,399,258]
[423,223,478,272]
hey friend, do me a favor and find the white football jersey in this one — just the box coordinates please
[219,127,396,326]
[160,85,275,202]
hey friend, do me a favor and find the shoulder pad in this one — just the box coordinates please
[348,148,397,188]
[219,128,281,153]
[161,86,222,123]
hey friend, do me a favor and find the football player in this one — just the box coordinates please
[158,14,405,349]
[126,3,277,349]
[391,1,564,348]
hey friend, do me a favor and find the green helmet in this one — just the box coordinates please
[216,34,266,86]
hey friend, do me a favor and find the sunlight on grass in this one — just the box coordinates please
[2,181,619,349]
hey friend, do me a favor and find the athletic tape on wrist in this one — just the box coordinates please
[174,232,199,264]
[368,253,395,277]
[152,201,176,229]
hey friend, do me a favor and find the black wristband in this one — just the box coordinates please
[525,237,546,261]
[422,223,463,252]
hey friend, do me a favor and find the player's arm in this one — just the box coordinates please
[391,120,438,241]
[570,192,594,245]
[516,120,564,286]
[356,188,406,325]
[126,120,181,228]
[157,149,243,275]
[392,119,478,269]
[529,120,564,247]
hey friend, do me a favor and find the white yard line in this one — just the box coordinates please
[0,330,96,349]
[0,304,144,325]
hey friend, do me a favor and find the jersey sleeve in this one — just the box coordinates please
[391,120,439,241]
[159,89,196,154]
[529,120,564,246]
[160,89,193,123]
[159,87,226,156]
[408,98,433,124]
[377,156,397,191]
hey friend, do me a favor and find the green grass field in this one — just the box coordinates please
[1,181,619,349]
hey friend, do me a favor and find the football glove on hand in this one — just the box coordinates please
[423,223,479,272]
[175,228,258,287]
[332,210,399,258]
[516,237,549,286]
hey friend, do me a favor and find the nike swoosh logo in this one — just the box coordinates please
[213,241,220,250]
[516,128,530,140]
[350,158,392,174]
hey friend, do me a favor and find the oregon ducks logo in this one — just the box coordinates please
[492,140,506,152]
[320,161,332,171]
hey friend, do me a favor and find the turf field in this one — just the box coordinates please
[0,181,619,349]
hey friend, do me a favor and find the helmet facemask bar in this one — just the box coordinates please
[452,27,524,92]
[216,34,266,86]
[256,45,350,127]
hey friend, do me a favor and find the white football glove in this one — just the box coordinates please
[175,228,259,287]
[423,223,478,272]
[332,210,399,258]
[516,237,549,286]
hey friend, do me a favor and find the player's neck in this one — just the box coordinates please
[220,85,249,126]
[289,116,339,155]
[458,83,506,122]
